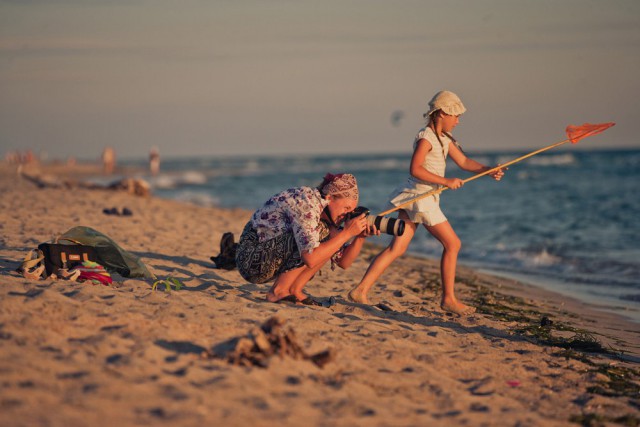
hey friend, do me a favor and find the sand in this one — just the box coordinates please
[1,162,639,427]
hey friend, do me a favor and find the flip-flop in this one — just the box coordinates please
[103,207,120,216]
[321,296,337,308]
[298,297,323,306]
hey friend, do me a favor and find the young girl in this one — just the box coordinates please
[348,90,505,315]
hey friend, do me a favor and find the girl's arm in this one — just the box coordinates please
[448,143,505,180]
[410,139,464,189]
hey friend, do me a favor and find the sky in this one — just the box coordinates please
[1,0,639,160]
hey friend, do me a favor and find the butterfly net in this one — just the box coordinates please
[566,122,615,144]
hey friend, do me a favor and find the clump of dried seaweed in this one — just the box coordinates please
[212,315,335,369]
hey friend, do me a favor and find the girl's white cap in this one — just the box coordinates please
[424,90,466,118]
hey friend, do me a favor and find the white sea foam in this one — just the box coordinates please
[180,171,207,185]
[526,153,576,166]
[151,175,178,189]
[518,248,562,267]
[149,171,207,188]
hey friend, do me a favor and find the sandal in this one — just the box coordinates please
[58,268,81,282]
[18,249,46,280]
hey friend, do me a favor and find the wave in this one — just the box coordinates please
[222,156,408,176]
[517,248,562,267]
[525,153,577,166]
[149,171,207,189]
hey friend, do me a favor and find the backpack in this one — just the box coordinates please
[38,241,99,277]
[210,232,238,270]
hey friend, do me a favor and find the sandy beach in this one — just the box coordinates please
[1,163,639,427]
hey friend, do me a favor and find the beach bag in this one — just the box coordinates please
[211,232,238,270]
[42,226,154,279]
[38,242,99,276]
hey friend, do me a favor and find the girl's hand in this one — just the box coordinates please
[343,214,368,238]
[489,165,507,181]
[444,178,464,190]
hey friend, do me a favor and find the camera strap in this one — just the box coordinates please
[322,206,338,228]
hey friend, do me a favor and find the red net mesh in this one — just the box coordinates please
[566,122,615,144]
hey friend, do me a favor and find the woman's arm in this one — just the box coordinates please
[333,222,379,269]
[334,236,365,269]
[300,214,367,269]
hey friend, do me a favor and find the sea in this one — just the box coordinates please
[119,149,640,322]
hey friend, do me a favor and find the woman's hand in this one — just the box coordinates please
[343,213,368,238]
[359,222,380,238]
[444,177,464,190]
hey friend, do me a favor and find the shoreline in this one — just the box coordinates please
[471,266,640,325]
[1,164,639,426]
[16,159,640,326]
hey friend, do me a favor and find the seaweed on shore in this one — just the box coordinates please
[585,364,640,398]
[467,280,615,355]
[470,284,539,323]
[517,326,608,354]
[466,282,640,401]
[569,413,640,427]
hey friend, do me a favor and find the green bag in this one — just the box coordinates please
[56,226,154,279]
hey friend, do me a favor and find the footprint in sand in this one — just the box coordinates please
[463,377,495,396]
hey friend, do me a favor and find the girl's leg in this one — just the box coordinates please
[348,210,417,304]
[425,221,475,315]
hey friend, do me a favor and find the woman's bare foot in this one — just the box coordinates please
[266,291,294,303]
[348,287,369,304]
[441,299,476,316]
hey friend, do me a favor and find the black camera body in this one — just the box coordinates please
[347,206,405,236]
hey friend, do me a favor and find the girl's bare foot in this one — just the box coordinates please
[441,300,476,316]
[348,287,369,304]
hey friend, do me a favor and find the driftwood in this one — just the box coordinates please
[212,315,335,369]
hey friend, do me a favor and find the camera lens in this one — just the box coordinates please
[370,215,405,236]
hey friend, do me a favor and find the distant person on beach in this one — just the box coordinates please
[102,146,116,174]
[348,90,505,315]
[236,173,377,305]
[149,146,160,176]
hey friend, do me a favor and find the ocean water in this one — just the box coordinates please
[122,149,640,321]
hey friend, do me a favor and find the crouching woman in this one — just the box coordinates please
[235,173,375,305]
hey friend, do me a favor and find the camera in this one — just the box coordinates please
[346,206,405,236]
